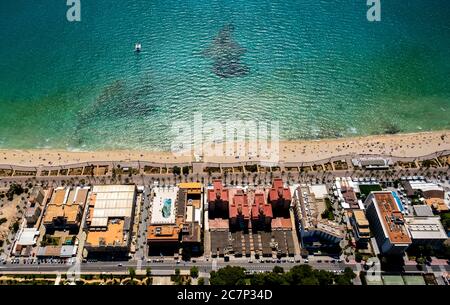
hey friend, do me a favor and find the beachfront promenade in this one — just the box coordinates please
[0,151,449,178]
[0,149,449,178]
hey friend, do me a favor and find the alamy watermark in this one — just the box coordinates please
[66,1,380,23]
[67,0,81,22]
[170,114,280,163]
[367,0,381,22]
[66,258,81,285]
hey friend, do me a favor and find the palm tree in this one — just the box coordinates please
[128,267,136,279]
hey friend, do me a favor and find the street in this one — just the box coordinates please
[1,258,449,275]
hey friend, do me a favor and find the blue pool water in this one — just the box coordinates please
[391,191,404,212]
[162,198,172,218]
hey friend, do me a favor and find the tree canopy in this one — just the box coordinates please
[211,265,356,286]
[190,266,199,278]
[6,184,24,201]
[210,266,247,285]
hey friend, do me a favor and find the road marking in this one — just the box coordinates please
[55,273,61,285]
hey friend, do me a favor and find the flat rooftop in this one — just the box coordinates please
[50,188,67,205]
[341,186,358,209]
[271,217,292,230]
[407,181,443,192]
[373,192,411,244]
[86,219,126,247]
[425,198,449,212]
[147,225,179,242]
[181,223,201,243]
[73,188,89,204]
[178,182,202,190]
[179,182,202,209]
[295,185,345,239]
[44,187,88,224]
[209,218,229,231]
[353,210,369,227]
[90,185,136,227]
[412,205,434,217]
[44,204,81,224]
[16,228,39,246]
[309,184,328,199]
[151,187,178,225]
[211,231,230,256]
[404,216,447,240]
[177,183,203,225]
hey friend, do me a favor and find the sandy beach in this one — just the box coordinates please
[0,131,449,167]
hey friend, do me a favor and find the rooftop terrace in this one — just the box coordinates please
[150,187,178,225]
[147,225,179,242]
[404,216,447,240]
[86,219,127,247]
[373,192,412,244]
[44,187,88,225]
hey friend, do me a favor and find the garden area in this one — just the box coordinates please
[209,265,356,286]
[321,198,335,221]
[358,184,382,201]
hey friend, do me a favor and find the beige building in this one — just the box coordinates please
[293,185,345,249]
[43,187,88,232]
[404,216,447,249]
[84,185,137,258]
[350,210,371,247]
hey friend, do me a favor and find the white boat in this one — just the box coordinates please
[134,43,141,52]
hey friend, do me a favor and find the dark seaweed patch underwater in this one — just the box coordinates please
[203,24,249,78]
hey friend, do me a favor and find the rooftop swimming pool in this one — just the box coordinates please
[162,198,172,218]
[391,191,404,212]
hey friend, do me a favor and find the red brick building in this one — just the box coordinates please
[229,190,250,232]
[268,179,291,217]
[251,192,273,232]
[208,180,229,219]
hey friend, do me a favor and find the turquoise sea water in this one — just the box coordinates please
[0,0,449,150]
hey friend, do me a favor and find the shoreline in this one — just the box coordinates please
[0,130,449,167]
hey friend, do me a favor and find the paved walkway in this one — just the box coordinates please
[289,209,301,256]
